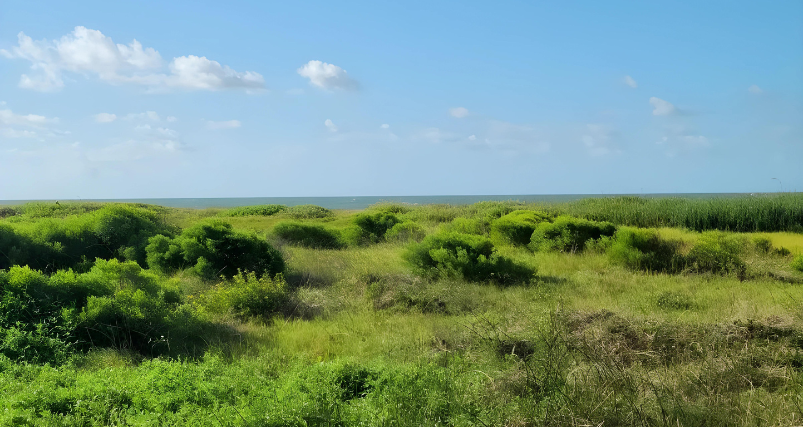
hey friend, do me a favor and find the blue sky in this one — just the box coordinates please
[1,0,801,199]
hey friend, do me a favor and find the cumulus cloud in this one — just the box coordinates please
[623,75,638,88]
[1,128,38,138]
[468,135,477,141]
[1,26,264,92]
[324,119,338,132]
[649,97,676,116]
[748,85,764,95]
[380,124,390,129]
[94,113,117,123]
[206,120,241,130]
[297,60,358,91]
[449,107,469,118]
[125,111,162,121]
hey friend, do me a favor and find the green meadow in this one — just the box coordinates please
[1,194,803,426]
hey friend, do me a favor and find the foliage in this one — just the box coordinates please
[385,221,426,242]
[219,204,287,217]
[607,227,685,273]
[285,204,334,220]
[791,254,803,273]
[558,193,803,232]
[196,271,288,321]
[145,220,284,279]
[447,217,488,235]
[491,210,551,245]
[404,231,535,284]
[529,216,616,253]
[686,231,746,276]
[273,221,344,249]
[350,212,402,244]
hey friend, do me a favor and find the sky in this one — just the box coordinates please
[0,0,801,199]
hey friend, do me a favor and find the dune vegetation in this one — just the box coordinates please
[0,194,802,426]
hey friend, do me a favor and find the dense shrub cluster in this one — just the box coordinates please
[404,232,535,284]
[385,221,426,242]
[0,260,212,364]
[0,204,172,273]
[350,212,402,244]
[529,216,616,253]
[220,204,287,217]
[491,210,551,245]
[686,232,746,276]
[146,221,284,279]
[286,205,334,220]
[196,271,288,321]
[273,221,344,249]
[790,254,803,273]
[607,228,685,273]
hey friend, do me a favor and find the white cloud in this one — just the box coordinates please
[94,113,117,123]
[468,135,477,141]
[649,97,676,116]
[449,107,469,118]
[206,120,241,130]
[125,111,161,121]
[416,128,458,144]
[1,27,264,92]
[0,108,57,127]
[748,85,764,95]
[0,128,38,138]
[324,119,338,132]
[165,55,264,91]
[297,60,358,91]
[166,116,177,122]
[623,75,638,88]
[380,124,390,129]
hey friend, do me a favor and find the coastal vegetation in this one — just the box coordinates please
[0,194,802,425]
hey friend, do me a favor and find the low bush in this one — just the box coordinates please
[146,220,284,279]
[197,271,288,321]
[0,260,212,363]
[686,231,746,276]
[790,254,803,272]
[404,232,535,284]
[220,204,287,217]
[608,228,685,273]
[491,210,551,246]
[273,221,344,249]
[447,217,487,235]
[385,221,426,242]
[529,216,616,253]
[351,212,402,244]
[752,236,773,253]
[286,205,334,220]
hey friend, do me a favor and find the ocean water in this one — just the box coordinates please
[0,193,755,210]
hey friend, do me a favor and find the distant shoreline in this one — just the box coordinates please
[0,193,784,210]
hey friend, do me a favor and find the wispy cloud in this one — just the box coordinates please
[649,97,676,116]
[449,107,469,118]
[1,26,264,92]
[748,85,764,95]
[324,119,338,132]
[94,113,117,123]
[206,120,241,130]
[623,75,638,88]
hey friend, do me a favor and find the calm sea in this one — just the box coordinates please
[0,193,756,210]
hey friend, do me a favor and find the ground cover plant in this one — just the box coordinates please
[0,196,802,426]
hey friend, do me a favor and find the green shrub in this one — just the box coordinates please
[351,212,402,244]
[385,221,426,242]
[368,203,412,215]
[790,254,803,272]
[655,291,694,311]
[197,271,288,321]
[447,218,487,235]
[273,221,344,249]
[491,210,551,245]
[404,232,535,284]
[529,216,616,253]
[752,236,773,253]
[608,228,685,273]
[286,205,334,220]
[220,204,287,217]
[146,220,284,279]
[686,231,746,276]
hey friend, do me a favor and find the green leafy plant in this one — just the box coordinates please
[607,228,685,273]
[220,204,287,217]
[529,216,616,253]
[350,212,402,244]
[286,205,334,220]
[197,271,288,321]
[491,210,551,245]
[273,221,344,249]
[686,231,746,277]
[385,221,426,242]
[404,231,535,284]
[791,254,803,272]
